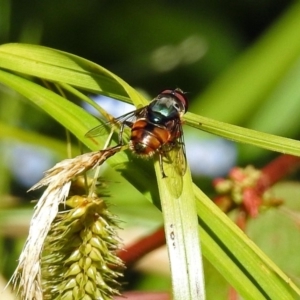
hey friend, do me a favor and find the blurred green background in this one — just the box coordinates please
[1,0,300,299]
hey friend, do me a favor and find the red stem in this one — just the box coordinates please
[117,227,165,267]
[256,154,300,194]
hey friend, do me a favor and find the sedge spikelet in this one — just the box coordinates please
[9,148,124,299]
[42,195,124,300]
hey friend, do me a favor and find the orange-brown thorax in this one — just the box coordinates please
[129,119,180,157]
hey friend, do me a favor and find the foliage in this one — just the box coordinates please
[1,1,300,299]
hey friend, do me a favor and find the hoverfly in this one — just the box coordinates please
[85,88,188,178]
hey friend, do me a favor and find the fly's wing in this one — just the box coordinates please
[167,121,187,177]
[174,139,187,177]
[85,119,113,138]
[85,107,147,138]
[163,121,187,198]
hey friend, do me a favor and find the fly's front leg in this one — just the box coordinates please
[118,120,133,146]
[118,122,126,146]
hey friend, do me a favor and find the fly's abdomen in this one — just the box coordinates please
[129,120,171,157]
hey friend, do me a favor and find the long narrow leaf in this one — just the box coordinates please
[154,161,205,300]
[185,112,300,157]
[0,43,146,106]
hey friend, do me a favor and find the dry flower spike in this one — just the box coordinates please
[10,146,124,300]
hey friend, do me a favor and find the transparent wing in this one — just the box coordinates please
[85,107,147,138]
[163,123,186,198]
[85,120,112,138]
[169,122,187,177]
[175,143,187,177]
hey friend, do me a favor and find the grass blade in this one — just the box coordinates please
[155,162,205,300]
[185,112,300,157]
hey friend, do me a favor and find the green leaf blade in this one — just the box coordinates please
[155,161,205,300]
[185,112,300,157]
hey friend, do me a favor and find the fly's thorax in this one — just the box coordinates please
[147,89,187,124]
[148,97,183,123]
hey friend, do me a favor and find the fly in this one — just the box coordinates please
[85,88,188,178]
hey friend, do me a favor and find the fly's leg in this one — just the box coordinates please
[159,153,167,178]
[117,122,126,146]
[118,121,133,146]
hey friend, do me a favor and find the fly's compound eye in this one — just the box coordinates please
[173,101,184,113]
[159,89,188,113]
[173,90,188,113]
